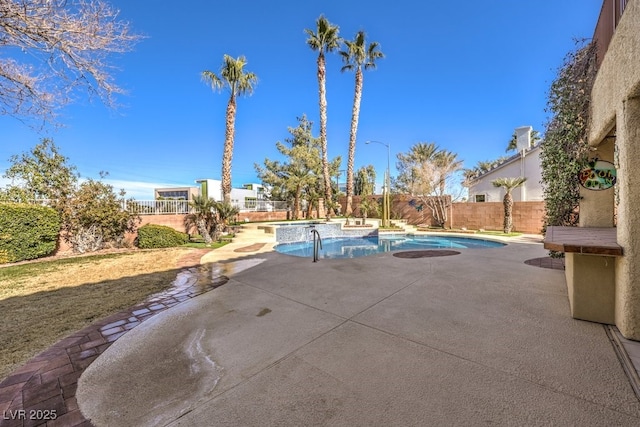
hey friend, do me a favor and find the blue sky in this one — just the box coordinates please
[1,0,603,199]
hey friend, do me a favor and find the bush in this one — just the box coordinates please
[60,177,140,253]
[0,203,61,263]
[137,224,188,249]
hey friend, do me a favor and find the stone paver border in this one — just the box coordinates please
[0,249,226,427]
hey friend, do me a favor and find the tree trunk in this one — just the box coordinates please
[503,192,513,233]
[221,95,237,203]
[293,185,302,220]
[197,218,213,244]
[317,53,332,206]
[345,68,363,217]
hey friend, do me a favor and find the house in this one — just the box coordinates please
[466,126,543,202]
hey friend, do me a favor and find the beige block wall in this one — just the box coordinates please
[340,195,545,234]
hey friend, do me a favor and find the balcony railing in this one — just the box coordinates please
[593,0,629,67]
[22,199,289,215]
[126,200,289,215]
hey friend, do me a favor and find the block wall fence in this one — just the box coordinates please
[340,195,546,234]
[54,200,544,254]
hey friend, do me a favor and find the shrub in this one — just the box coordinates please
[0,203,61,263]
[60,177,141,253]
[137,224,188,249]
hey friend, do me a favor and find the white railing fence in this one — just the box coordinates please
[22,199,289,215]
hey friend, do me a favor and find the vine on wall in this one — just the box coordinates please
[540,40,598,230]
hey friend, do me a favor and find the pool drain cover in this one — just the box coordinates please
[393,250,460,259]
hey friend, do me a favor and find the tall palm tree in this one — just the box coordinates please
[492,177,527,233]
[340,31,384,216]
[305,15,341,211]
[202,55,258,203]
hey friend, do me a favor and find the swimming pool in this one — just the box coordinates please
[274,235,505,259]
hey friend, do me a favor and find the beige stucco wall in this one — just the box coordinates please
[578,138,615,227]
[588,0,640,339]
[589,0,640,145]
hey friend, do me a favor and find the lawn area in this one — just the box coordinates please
[0,247,209,381]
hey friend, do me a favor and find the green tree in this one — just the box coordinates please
[358,196,378,222]
[1,0,142,125]
[340,30,384,216]
[214,201,239,234]
[492,177,527,233]
[305,15,341,209]
[1,138,78,205]
[1,141,139,253]
[185,195,217,244]
[256,116,341,219]
[541,40,597,229]
[354,165,376,196]
[202,55,258,203]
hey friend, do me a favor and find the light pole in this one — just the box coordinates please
[365,140,391,227]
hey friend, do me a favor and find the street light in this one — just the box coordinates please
[365,140,391,227]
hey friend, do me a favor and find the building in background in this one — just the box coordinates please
[154,180,276,212]
[154,186,199,201]
[466,126,543,202]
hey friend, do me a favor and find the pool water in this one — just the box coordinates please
[274,235,505,259]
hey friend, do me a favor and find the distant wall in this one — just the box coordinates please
[340,195,545,234]
[54,210,289,254]
[450,201,545,234]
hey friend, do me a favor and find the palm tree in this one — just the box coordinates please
[305,15,341,211]
[340,31,384,216]
[507,129,541,152]
[213,201,240,234]
[186,195,217,244]
[492,177,527,233]
[433,150,463,193]
[202,55,258,203]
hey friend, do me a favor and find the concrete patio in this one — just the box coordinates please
[74,230,640,426]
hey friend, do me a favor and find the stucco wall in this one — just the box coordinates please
[589,0,640,145]
[588,0,640,339]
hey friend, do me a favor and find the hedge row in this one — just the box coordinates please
[0,203,61,263]
[137,224,188,249]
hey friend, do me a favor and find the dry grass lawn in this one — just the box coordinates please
[0,248,206,381]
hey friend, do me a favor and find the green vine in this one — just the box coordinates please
[541,40,598,231]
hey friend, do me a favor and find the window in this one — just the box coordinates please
[244,197,257,209]
[157,190,188,200]
[475,195,486,202]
